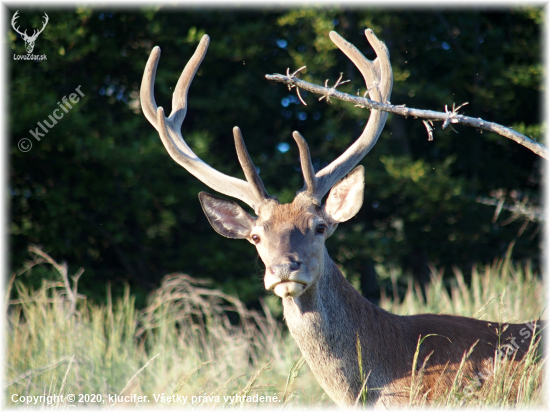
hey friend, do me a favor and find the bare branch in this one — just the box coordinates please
[423,120,434,141]
[285,67,308,105]
[265,73,548,160]
[319,72,350,103]
[296,87,307,106]
[477,196,544,223]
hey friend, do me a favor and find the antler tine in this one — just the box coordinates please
[312,29,393,200]
[292,131,317,200]
[169,35,210,127]
[140,46,161,128]
[233,126,272,202]
[142,37,211,159]
[141,36,272,213]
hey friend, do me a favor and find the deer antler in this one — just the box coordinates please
[296,29,393,201]
[140,35,273,213]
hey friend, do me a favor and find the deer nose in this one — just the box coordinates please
[269,261,301,278]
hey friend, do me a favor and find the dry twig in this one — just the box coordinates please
[265,73,548,160]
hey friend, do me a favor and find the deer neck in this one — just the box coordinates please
[281,248,410,407]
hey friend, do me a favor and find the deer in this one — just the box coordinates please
[11,10,49,54]
[140,29,542,407]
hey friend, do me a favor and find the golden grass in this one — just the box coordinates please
[4,245,545,408]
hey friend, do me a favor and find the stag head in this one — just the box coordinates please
[11,11,49,54]
[140,30,392,299]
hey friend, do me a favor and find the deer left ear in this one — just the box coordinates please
[323,166,365,223]
[199,192,256,239]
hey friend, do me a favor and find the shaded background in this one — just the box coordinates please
[9,5,543,309]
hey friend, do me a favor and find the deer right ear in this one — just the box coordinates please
[198,192,256,239]
[323,166,365,223]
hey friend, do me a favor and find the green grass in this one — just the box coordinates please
[4,246,545,408]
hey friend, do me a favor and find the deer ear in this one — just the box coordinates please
[199,192,256,239]
[323,166,365,223]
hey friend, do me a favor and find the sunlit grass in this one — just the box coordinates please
[406,328,544,408]
[379,245,544,323]
[5,248,325,408]
[5,245,545,408]
[378,244,546,408]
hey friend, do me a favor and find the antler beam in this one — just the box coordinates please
[292,29,393,201]
[140,35,273,213]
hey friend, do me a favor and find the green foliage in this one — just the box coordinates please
[9,7,542,305]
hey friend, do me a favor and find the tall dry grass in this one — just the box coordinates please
[4,245,545,408]
[5,247,325,408]
[377,244,546,408]
[379,245,544,323]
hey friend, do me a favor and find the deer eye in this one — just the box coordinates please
[251,234,261,244]
[316,224,327,234]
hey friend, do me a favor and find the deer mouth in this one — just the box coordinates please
[265,275,310,298]
[265,269,310,289]
[273,280,308,298]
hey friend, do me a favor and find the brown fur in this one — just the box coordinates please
[282,254,541,407]
[253,198,542,407]
[200,189,543,408]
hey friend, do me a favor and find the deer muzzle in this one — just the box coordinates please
[264,260,311,298]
